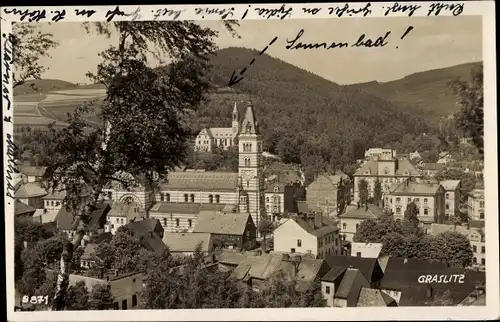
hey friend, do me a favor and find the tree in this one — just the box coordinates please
[35,233,69,267]
[431,231,473,268]
[403,202,422,236]
[17,247,47,296]
[353,215,403,243]
[88,284,114,310]
[65,281,90,311]
[373,179,382,206]
[358,179,369,205]
[449,64,483,155]
[12,23,59,88]
[258,219,274,253]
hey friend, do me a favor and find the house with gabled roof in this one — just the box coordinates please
[353,156,423,203]
[18,165,48,184]
[440,180,461,219]
[386,179,446,227]
[193,211,256,250]
[273,212,341,259]
[163,232,213,256]
[324,255,384,288]
[54,201,111,239]
[323,266,370,307]
[124,218,167,254]
[14,199,36,217]
[356,288,397,307]
[306,171,352,217]
[14,182,47,209]
[339,204,386,242]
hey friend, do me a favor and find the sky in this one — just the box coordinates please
[34,16,482,85]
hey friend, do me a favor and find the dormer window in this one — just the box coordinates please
[246,123,251,133]
[404,170,409,176]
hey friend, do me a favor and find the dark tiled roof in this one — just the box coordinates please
[335,268,366,299]
[355,158,422,176]
[324,255,379,283]
[193,211,253,235]
[149,202,228,214]
[340,204,385,219]
[126,218,163,237]
[140,233,167,254]
[390,181,443,196]
[321,266,346,282]
[14,200,36,216]
[55,201,111,231]
[159,171,239,192]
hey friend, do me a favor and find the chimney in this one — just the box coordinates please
[314,212,322,228]
[426,285,433,298]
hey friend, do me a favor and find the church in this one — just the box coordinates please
[194,102,240,152]
[103,101,267,236]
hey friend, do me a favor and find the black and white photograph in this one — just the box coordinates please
[2,2,498,320]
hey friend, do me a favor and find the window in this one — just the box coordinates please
[209,195,214,203]
[121,218,124,224]
[190,194,195,202]
[266,197,269,202]
[188,219,192,228]
[473,257,477,263]
[297,239,302,247]
[215,195,220,203]
[56,201,60,206]
[247,181,250,188]
[176,219,180,227]
[472,245,477,252]
[480,213,484,219]
[446,193,450,199]
[122,299,127,310]
[184,194,188,202]
[342,223,347,229]
[325,286,331,294]
[266,205,270,211]
[424,208,428,215]
[274,186,279,193]
[396,207,401,214]
[163,218,167,226]
[51,201,54,206]
[291,248,296,253]
[132,294,137,307]
[356,252,362,257]
[407,198,411,203]
[424,198,428,203]
[415,198,420,203]
[166,193,170,202]
[396,198,401,203]
[244,158,250,167]
[481,258,485,265]
[113,302,119,310]
[479,201,485,208]
[481,246,485,253]
[160,193,165,201]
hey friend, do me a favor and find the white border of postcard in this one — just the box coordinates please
[2,1,498,321]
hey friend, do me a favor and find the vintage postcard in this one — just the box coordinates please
[2,1,498,321]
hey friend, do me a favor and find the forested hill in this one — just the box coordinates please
[345,62,482,126]
[197,47,430,171]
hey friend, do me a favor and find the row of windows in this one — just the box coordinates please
[266,205,281,213]
[159,193,221,203]
[395,207,430,215]
[45,200,61,207]
[473,257,486,265]
[318,233,339,248]
[113,294,138,310]
[266,195,281,202]
[395,197,429,203]
[472,245,486,253]
[149,216,192,228]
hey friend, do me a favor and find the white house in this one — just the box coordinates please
[273,212,341,259]
[351,242,383,258]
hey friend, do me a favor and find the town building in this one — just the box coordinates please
[467,188,485,221]
[54,201,111,239]
[430,222,485,270]
[440,180,461,219]
[46,269,144,310]
[324,255,384,289]
[14,200,36,217]
[14,182,47,210]
[102,101,267,235]
[273,212,341,258]
[353,156,423,202]
[265,180,305,222]
[437,151,455,164]
[385,179,446,227]
[364,148,396,160]
[339,204,386,242]
[323,266,370,307]
[350,242,383,258]
[18,165,48,184]
[194,102,241,152]
[162,232,213,256]
[231,252,329,292]
[193,211,256,250]
[306,172,351,217]
[380,257,485,306]
[125,218,167,254]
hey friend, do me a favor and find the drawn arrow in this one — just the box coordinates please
[227,36,278,87]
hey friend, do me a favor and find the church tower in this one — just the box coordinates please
[238,101,266,230]
[231,102,240,144]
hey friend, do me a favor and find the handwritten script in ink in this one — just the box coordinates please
[2,33,19,201]
[285,27,414,50]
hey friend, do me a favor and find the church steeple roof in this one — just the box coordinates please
[241,101,259,135]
